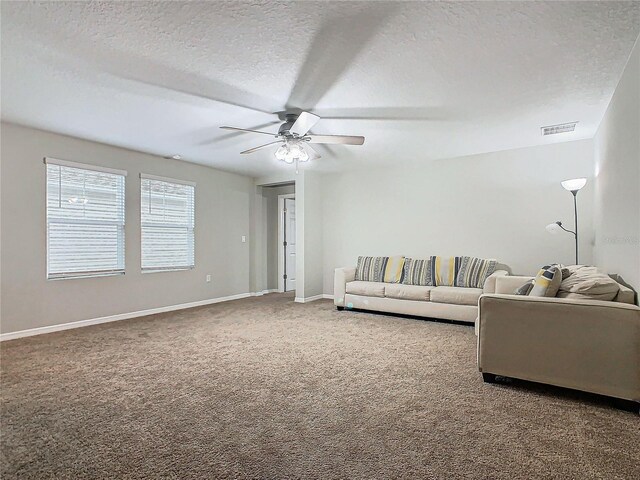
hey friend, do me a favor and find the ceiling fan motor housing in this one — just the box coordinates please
[278,113,300,136]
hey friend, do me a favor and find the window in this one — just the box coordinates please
[45,158,126,279]
[140,174,195,272]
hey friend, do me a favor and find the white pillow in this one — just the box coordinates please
[558,266,619,301]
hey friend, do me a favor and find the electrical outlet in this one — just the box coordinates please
[206,274,211,283]
[241,235,246,243]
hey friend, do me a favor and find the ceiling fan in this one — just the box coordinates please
[220,111,365,169]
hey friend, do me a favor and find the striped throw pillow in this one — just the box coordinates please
[355,256,405,283]
[456,257,498,288]
[402,258,433,286]
[431,256,462,286]
[355,256,387,282]
[383,256,405,283]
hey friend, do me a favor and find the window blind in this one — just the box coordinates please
[46,159,126,279]
[140,175,195,272]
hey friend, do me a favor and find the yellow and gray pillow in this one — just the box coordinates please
[431,256,461,286]
[355,256,405,283]
[529,265,563,297]
[402,255,496,288]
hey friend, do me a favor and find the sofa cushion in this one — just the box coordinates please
[430,286,483,306]
[385,284,433,301]
[345,281,386,298]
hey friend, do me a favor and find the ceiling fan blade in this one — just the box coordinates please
[305,144,322,160]
[306,135,365,145]
[290,112,320,136]
[206,121,281,145]
[240,141,282,155]
[220,126,277,136]
[286,6,396,111]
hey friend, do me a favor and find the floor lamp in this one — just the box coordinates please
[546,178,587,265]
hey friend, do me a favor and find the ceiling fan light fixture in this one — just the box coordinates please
[297,147,309,162]
[275,144,289,161]
[275,141,308,164]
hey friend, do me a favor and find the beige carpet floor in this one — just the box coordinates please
[1,293,639,479]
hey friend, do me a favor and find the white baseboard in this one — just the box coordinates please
[294,294,328,303]
[252,289,278,296]
[0,292,257,341]
[323,294,334,300]
[1,289,324,341]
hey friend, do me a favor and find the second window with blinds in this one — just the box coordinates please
[140,174,195,272]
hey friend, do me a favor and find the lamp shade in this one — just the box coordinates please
[561,178,586,192]
[545,222,562,234]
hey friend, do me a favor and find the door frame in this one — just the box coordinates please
[277,193,296,293]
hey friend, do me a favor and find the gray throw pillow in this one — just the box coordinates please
[514,281,534,295]
[550,263,571,280]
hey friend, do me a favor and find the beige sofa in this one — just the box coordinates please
[334,266,508,324]
[478,275,640,406]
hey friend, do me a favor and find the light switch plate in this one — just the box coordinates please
[241,235,246,243]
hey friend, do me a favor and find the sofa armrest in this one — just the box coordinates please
[615,282,637,305]
[334,267,356,306]
[477,294,640,401]
[483,270,508,294]
[494,275,535,294]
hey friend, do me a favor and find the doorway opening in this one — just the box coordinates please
[278,194,296,292]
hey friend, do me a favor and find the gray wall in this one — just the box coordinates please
[299,172,324,299]
[1,123,254,334]
[321,140,595,294]
[593,38,640,294]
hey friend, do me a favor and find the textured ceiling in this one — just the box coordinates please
[2,1,639,176]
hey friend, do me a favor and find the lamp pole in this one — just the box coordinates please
[571,190,578,265]
[548,178,586,266]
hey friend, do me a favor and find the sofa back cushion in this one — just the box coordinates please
[355,256,405,283]
[456,256,498,288]
[402,258,433,286]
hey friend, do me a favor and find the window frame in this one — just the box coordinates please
[44,157,127,280]
[139,173,196,274]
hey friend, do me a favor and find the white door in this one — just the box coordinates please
[284,197,296,292]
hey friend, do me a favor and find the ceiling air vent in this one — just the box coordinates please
[541,122,578,136]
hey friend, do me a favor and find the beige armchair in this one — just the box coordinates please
[477,276,640,408]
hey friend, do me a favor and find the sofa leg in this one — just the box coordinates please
[482,372,497,384]
[336,306,344,311]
